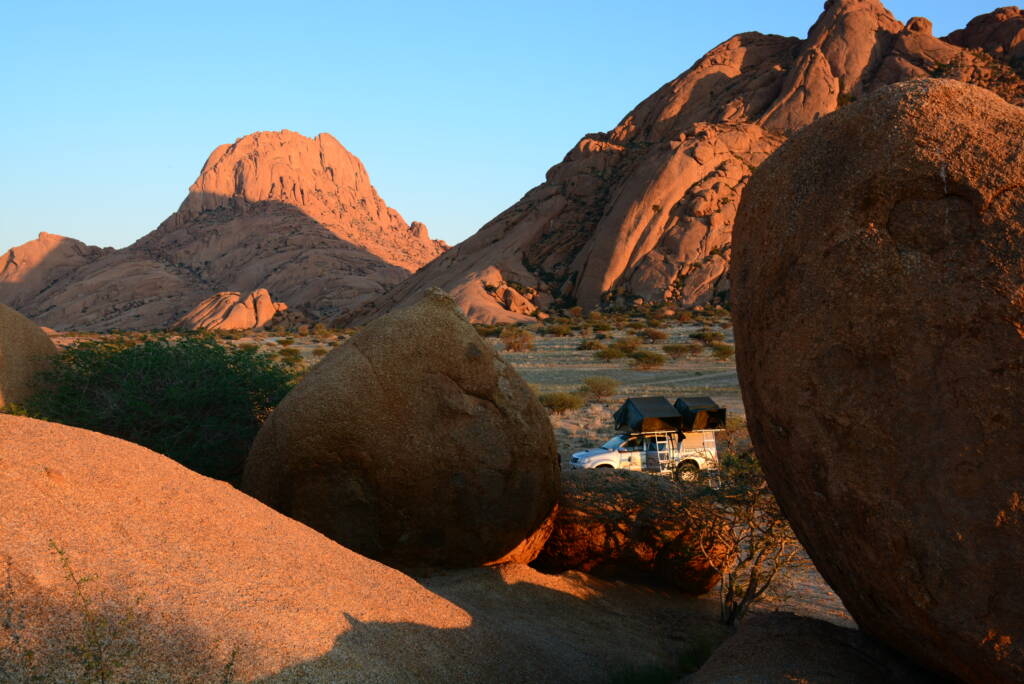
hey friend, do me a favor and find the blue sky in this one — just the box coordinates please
[1,1,1002,250]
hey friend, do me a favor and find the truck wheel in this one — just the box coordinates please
[674,461,700,483]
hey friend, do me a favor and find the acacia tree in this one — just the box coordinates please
[679,435,809,625]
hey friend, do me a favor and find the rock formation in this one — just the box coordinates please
[0,232,112,317]
[351,0,1024,324]
[534,469,723,594]
[0,131,446,331]
[174,288,287,330]
[243,289,559,569]
[0,303,56,407]
[0,414,470,681]
[946,6,1024,62]
[731,79,1024,683]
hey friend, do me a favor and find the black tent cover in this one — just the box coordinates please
[613,396,683,432]
[674,396,727,431]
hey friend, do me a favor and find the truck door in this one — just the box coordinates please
[644,434,670,473]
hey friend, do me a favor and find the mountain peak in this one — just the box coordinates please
[179,129,373,222]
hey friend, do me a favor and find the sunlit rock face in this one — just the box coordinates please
[732,79,1024,684]
[174,288,287,330]
[351,0,1024,324]
[0,414,473,681]
[0,131,447,331]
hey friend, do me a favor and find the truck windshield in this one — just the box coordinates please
[602,435,629,450]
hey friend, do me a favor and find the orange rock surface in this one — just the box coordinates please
[174,288,287,330]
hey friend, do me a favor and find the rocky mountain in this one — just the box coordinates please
[0,130,446,331]
[351,0,1024,324]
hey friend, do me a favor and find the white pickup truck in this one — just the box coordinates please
[569,396,725,482]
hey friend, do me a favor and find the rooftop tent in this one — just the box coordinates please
[674,396,727,431]
[613,397,683,433]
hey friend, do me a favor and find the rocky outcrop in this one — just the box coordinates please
[351,0,1024,324]
[0,414,471,681]
[174,288,287,330]
[0,232,111,316]
[0,131,446,331]
[0,303,56,407]
[243,289,559,569]
[945,6,1024,62]
[689,612,936,684]
[533,469,722,594]
[731,79,1024,683]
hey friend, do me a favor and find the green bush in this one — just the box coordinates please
[710,342,735,362]
[630,350,668,370]
[580,376,619,400]
[663,342,704,359]
[24,335,294,481]
[538,391,585,414]
[577,339,605,351]
[611,335,643,354]
[595,347,628,362]
[689,328,725,345]
[500,326,535,352]
[642,327,668,342]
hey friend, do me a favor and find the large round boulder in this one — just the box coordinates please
[533,469,722,594]
[0,303,56,407]
[732,79,1024,683]
[243,289,559,569]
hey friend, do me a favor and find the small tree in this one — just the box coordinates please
[579,376,619,401]
[500,326,535,352]
[678,447,808,626]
